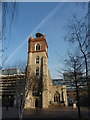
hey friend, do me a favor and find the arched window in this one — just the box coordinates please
[36,67,39,76]
[36,43,40,51]
[54,91,60,103]
[36,56,39,64]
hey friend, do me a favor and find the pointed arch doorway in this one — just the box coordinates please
[54,91,60,103]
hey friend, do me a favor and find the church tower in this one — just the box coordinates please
[27,32,48,75]
[25,32,68,109]
[25,33,50,108]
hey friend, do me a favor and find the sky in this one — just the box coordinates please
[3,2,88,78]
[0,2,2,71]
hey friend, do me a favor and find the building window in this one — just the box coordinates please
[36,43,40,51]
[54,91,60,103]
[36,56,39,64]
[36,67,39,76]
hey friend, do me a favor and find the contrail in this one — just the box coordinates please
[5,2,66,64]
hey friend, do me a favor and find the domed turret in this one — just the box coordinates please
[35,32,43,38]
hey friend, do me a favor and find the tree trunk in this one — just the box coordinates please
[76,86,81,117]
[74,72,81,117]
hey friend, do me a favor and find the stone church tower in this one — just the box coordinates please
[25,33,68,108]
[25,33,51,108]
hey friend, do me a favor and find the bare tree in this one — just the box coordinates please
[25,73,42,98]
[19,68,43,119]
[64,52,86,117]
[88,1,90,112]
[2,2,17,31]
[64,4,90,117]
[65,14,89,82]
[0,2,17,68]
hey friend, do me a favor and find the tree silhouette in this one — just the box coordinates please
[0,2,17,68]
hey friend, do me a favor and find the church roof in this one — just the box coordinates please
[52,79,65,86]
[52,79,76,91]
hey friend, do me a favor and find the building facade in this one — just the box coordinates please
[25,33,68,108]
[0,69,25,107]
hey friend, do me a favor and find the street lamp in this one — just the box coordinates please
[19,92,24,120]
[39,91,42,108]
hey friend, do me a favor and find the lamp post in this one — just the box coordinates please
[39,91,42,108]
[19,92,23,120]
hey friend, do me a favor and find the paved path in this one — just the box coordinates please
[2,107,19,119]
[2,106,89,119]
[23,107,89,118]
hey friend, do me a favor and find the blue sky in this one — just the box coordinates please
[3,2,88,78]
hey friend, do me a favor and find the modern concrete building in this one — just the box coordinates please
[0,69,25,107]
[25,33,68,108]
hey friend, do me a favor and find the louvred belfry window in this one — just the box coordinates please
[36,67,39,76]
[36,56,39,64]
[36,43,40,51]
